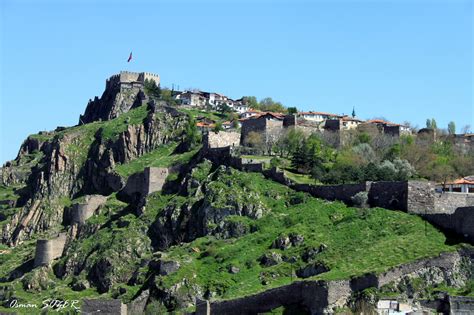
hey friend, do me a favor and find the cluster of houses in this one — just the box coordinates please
[173,90,249,113]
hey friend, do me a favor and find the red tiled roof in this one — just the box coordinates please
[445,176,474,185]
[367,119,404,127]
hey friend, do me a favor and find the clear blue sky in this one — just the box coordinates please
[1,0,472,163]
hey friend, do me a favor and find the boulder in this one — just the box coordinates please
[296,262,329,278]
[259,252,283,267]
[228,266,240,274]
[150,259,181,276]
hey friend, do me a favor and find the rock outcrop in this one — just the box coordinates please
[2,102,189,245]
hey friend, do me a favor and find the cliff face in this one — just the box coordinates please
[79,77,147,124]
[2,101,190,246]
[1,72,472,315]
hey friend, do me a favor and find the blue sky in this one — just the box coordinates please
[0,0,472,162]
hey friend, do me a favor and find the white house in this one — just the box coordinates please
[299,111,340,122]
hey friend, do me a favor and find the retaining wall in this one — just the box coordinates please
[197,249,471,315]
[34,233,67,267]
[423,207,474,243]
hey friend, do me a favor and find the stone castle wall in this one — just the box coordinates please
[198,249,471,315]
[34,233,67,267]
[241,117,266,145]
[204,131,240,149]
[423,207,474,243]
[145,167,169,195]
[258,167,474,242]
[82,299,127,315]
[68,195,108,225]
[369,181,408,210]
[117,167,169,204]
[106,71,160,90]
[294,182,369,205]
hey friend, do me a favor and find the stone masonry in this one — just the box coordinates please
[204,131,240,149]
[81,299,127,315]
[117,167,169,204]
[195,249,472,315]
[196,249,471,315]
[68,195,108,225]
[34,233,67,267]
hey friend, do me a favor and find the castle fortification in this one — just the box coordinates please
[106,71,160,90]
[117,167,169,204]
[80,71,159,124]
[34,233,67,267]
[68,195,108,225]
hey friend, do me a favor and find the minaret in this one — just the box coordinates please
[352,106,356,118]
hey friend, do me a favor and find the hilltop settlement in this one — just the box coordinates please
[0,71,473,315]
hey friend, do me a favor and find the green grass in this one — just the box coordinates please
[114,143,200,178]
[150,169,458,300]
[179,108,225,121]
[0,167,464,312]
[283,169,318,185]
[241,155,272,161]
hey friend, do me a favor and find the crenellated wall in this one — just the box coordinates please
[34,233,67,267]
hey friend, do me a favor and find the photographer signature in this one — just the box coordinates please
[10,299,80,311]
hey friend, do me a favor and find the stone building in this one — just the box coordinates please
[441,176,474,193]
[240,112,287,145]
[365,119,411,137]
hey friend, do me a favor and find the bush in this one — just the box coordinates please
[351,192,369,208]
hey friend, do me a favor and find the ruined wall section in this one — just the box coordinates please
[34,233,67,267]
[117,167,168,204]
[67,195,108,225]
[204,131,240,149]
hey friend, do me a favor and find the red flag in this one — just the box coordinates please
[127,52,132,62]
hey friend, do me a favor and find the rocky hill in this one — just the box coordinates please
[0,72,472,314]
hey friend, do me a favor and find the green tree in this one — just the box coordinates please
[217,103,233,113]
[183,116,200,149]
[144,79,161,98]
[287,107,298,114]
[213,122,224,133]
[242,96,259,109]
[431,118,437,130]
[426,119,432,129]
[448,121,456,135]
[358,132,371,144]
[258,97,286,113]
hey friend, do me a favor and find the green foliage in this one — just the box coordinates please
[358,132,371,144]
[290,133,335,174]
[448,121,456,135]
[257,97,286,113]
[212,122,224,133]
[114,143,199,177]
[184,115,202,148]
[159,170,457,300]
[144,79,161,98]
[241,96,258,109]
[287,107,298,114]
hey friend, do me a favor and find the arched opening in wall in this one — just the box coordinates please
[389,198,400,209]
